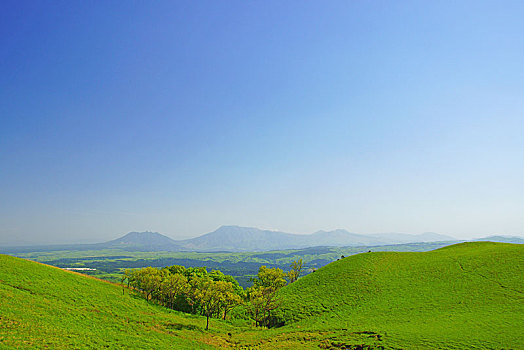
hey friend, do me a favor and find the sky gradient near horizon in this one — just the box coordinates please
[1,1,523,244]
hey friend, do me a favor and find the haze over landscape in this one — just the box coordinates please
[1,1,523,245]
[1,3,523,349]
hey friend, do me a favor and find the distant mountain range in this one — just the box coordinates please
[174,226,456,252]
[2,226,522,253]
[473,235,524,245]
[102,226,457,252]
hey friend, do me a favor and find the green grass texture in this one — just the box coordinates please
[275,241,524,349]
[0,254,235,349]
[1,241,522,349]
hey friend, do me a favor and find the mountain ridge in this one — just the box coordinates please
[105,225,457,252]
[176,225,456,251]
[3,225,522,253]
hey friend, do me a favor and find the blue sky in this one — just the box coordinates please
[1,1,523,244]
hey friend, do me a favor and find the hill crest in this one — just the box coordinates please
[273,241,523,348]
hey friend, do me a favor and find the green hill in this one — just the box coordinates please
[1,242,523,349]
[0,254,233,349]
[274,241,524,349]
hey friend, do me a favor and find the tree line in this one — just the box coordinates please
[121,259,303,329]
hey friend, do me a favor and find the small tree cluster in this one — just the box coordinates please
[122,265,243,329]
[121,260,305,329]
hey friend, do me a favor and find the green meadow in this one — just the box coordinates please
[0,254,237,349]
[275,241,524,349]
[1,241,522,349]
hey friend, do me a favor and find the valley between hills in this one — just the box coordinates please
[1,238,522,349]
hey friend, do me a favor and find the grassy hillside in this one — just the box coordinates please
[1,242,522,349]
[0,254,235,349]
[275,241,524,349]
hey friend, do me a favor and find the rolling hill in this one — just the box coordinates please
[274,241,524,349]
[0,254,231,349]
[1,242,522,349]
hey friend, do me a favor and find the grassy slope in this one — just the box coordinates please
[0,254,235,349]
[275,241,524,349]
[1,242,522,349]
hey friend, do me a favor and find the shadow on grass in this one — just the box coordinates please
[165,322,201,331]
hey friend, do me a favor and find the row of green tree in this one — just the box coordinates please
[121,259,302,329]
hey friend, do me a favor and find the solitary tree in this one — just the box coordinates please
[120,269,132,295]
[288,258,303,283]
[253,266,287,290]
[247,286,265,327]
[248,266,287,327]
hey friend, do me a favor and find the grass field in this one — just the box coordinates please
[1,241,522,349]
[0,254,237,349]
[275,241,524,349]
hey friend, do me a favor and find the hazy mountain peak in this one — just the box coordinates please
[107,231,180,251]
[313,229,351,235]
[215,225,259,232]
[117,231,168,241]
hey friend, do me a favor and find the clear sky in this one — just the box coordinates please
[1,1,523,244]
